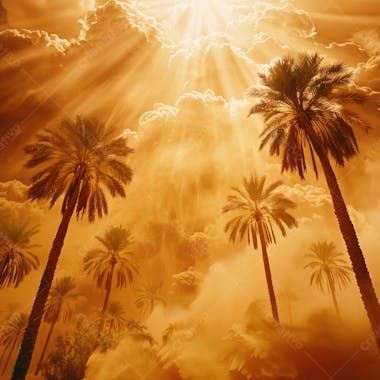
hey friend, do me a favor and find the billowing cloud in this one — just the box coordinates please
[2,0,93,37]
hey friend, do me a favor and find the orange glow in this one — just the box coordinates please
[1,1,380,380]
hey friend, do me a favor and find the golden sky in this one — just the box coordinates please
[1,1,380,379]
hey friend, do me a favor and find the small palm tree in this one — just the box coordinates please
[305,241,352,318]
[135,279,166,316]
[35,276,78,375]
[12,116,133,380]
[0,217,39,289]
[0,313,27,376]
[223,174,297,321]
[101,302,127,337]
[248,53,380,351]
[83,226,138,317]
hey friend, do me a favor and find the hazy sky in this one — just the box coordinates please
[1,1,380,379]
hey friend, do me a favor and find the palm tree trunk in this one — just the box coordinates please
[315,144,380,352]
[327,271,341,319]
[102,264,115,314]
[34,318,57,376]
[2,337,17,375]
[97,264,115,337]
[11,193,78,380]
[258,221,279,322]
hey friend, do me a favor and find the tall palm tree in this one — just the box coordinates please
[248,53,380,351]
[223,174,297,321]
[0,313,27,376]
[35,276,78,375]
[0,217,39,289]
[305,241,351,318]
[83,226,138,317]
[12,116,133,380]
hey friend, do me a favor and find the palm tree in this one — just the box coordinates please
[135,279,166,316]
[305,241,351,318]
[248,53,380,351]
[101,302,128,337]
[35,276,78,375]
[83,226,138,317]
[0,313,27,376]
[0,304,21,367]
[279,287,299,325]
[0,217,39,289]
[12,116,133,380]
[223,175,297,321]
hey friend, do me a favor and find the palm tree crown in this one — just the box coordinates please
[44,277,78,323]
[248,53,366,179]
[25,116,133,222]
[305,241,352,293]
[0,313,28,347]
[223,174,297,248]
[135,280,166,315]
[0,217,39,289]
[101,302,127,336]
[83,226,138,291]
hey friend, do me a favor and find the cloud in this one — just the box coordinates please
[316,41,369,66]
[169,34,258,98]
[351,28,380,56]
[281,183,331,208]
[355,55,380,91]
[0,179,28,202]
[2,0,91,37]
[124,90,261,231]
[78,0,164,44]
[0,0,172,180]
[0,180,43,219]
[84,251,380,380]
[226,1,316,57]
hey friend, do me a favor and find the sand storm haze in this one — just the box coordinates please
[0,1,380,380]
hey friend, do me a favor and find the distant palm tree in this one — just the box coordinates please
[83,226,138,317]
[135,280,166,316]
[0,217,39,289]
[305,241,352,318]
[279,287,299,325]
[223,175,297,321]
[248,53,380,351]
[35,276,78,375]
[12,116,133,380]
[0,313,27,376]
[101,302,127,337]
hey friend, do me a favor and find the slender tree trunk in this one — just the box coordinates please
[11,194,78,380]
[258,221,279,322]
[2,337,17,375]
[327,271,341,319]
[34,318,57,376]
[102,264,115,314]
[98,263,115,337]
[310,134,380,353]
